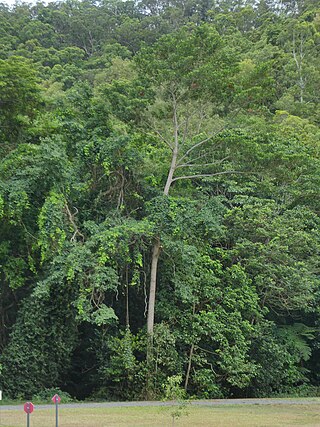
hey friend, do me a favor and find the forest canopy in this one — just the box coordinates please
[0,0,320,400]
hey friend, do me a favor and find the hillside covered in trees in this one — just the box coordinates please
[0,0,320,401]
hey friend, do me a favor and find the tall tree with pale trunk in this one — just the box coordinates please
[136,24,239,344]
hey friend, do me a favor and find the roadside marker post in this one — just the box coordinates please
[24,402,34,427]
[52,394,61,427]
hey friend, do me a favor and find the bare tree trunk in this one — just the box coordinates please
[184,343,194,392]
[147,238,162,335]
[146,238,161,398]
[146,98,179,397]
[146,96,179,337]
[163,138,178,196]
[184,304,196,391]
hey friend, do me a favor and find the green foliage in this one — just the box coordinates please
[276,323,317,363]
[136,23,237,104]
[225,200,320,314]
[146,195,225,240]
[248,321,316,397]
[0,56,40,144]
[38,191,67,262]
[95,328,145,400]
[32,387,73,403]
[0,288,78,398]
[94,78,152,125]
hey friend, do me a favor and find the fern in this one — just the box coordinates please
[277,323,318,362]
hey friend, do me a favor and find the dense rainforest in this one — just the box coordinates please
[0,0,320,401]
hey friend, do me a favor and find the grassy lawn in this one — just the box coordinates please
[0,403,320,427]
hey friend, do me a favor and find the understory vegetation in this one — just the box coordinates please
[0,0,320,400]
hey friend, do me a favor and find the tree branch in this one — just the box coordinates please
[176,156,230,169]
[147,127,173,150]
[171,170,247,182]
[65,203,85,242]
[176,151,210,167]
[177,124,227,165]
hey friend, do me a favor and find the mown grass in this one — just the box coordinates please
[0,403,320,426]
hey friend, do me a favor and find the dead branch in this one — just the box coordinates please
[171,170,246,182]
